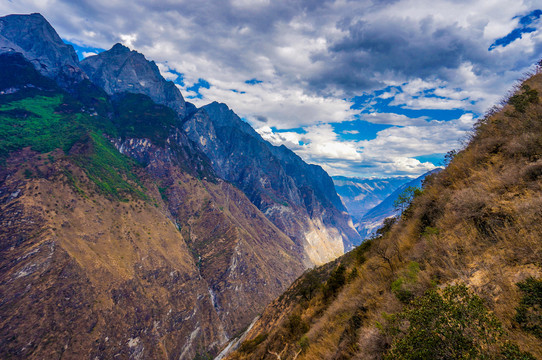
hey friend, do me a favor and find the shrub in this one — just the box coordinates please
[353,238,373,264]
[508,85,539,113]
[297,268,321,301]
[238,333,267,353]
[323,264,346,299]
[391,262,420,304]
[384,284,505,359]
[285,314,309,338]
[515,277,542,338]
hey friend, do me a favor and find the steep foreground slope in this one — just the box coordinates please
[226,71,542,359]
[0,52,304,359]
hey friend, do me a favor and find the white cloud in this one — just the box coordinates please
[82,51,97,58]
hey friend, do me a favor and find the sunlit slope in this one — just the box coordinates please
[226,70,542,360]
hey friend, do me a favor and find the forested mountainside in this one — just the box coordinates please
[0,13,360,359]
[225,69,542,360]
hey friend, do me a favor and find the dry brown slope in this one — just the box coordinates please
[226,71,542,359]
[0,145,303,359]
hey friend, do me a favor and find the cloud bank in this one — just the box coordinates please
[2,0,541,177]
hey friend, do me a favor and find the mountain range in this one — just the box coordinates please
[0,13,360,359]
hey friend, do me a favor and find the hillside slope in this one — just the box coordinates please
[225,69,542,359]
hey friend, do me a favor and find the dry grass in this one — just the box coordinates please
[226,72,542,360]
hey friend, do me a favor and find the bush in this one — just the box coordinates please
[384,284,505,359]
[353,239,373,264]
[515,277,542,338]
[297,269,321,301]
[238,333,267,353]
[323,264,346,299]
[285,314,309,338]
[508,85,539,113]
[391,262,420,303]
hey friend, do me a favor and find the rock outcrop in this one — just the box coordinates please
[81,43,186,118]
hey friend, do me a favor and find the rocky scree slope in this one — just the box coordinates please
[225,70,542,360]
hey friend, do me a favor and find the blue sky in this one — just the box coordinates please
[3,0,541,178]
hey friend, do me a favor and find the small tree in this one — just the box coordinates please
[393,186,422,214]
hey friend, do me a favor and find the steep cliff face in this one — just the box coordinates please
[0,13,86,88]
[80,43,186,118]
[112,136,305,338]
[183,102,361,265]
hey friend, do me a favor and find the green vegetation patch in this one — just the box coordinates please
[238,333,268,353]
[323,264,346,300]
[515,277,542,338]
[508,85,539,113]
[384,284,534,360]
[72,132,146,201]
[0,94,85,160]
[391,261,420,304]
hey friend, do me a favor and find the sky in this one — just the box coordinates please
[2,0,542,178]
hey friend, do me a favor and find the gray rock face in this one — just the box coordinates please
[81,43,186,118]
[183,102,361,265]
[0,13,86,89]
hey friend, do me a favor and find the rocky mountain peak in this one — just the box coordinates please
[109,42,131,54]
[0,13,86,88]
[81,43,186,118]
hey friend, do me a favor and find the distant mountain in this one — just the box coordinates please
[80,43,187,118]
[333,176,411,221]
[0,13,360,359]
[356,169,440,238]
